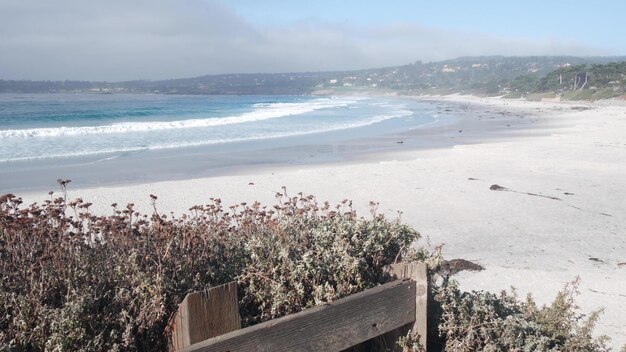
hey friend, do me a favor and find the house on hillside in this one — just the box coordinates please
[441,65,457,73]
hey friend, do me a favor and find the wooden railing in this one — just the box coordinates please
[168,262,427,352]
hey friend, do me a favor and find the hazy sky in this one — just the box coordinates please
[1,0,624,81]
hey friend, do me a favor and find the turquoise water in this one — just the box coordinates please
[0,94,435,163]
[0,93,443,191]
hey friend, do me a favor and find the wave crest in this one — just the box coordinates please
[0,98,353,138]
[0,109,413,163]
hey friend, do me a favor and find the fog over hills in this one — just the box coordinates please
[2,56,625,98]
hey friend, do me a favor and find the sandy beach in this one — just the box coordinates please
[18,95,626,348]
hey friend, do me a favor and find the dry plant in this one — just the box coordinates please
[0,186,422,351]
[434,277,611,351]
[0,183,614,351]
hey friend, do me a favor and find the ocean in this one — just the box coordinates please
[0,94,443,191]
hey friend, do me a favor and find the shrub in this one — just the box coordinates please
[525,92,556,101]
[0,185,615,351]
[0,188,422,351]
[591,88,619,101]
[434,277,610,351]
[502,92,523,99]
[562,89,596,101]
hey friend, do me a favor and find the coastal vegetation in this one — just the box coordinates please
[0,183,613,351]
[1,56,625,101]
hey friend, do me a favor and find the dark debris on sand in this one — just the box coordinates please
[439,258,485,276]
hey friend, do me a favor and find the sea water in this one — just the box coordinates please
[0,94,440,191]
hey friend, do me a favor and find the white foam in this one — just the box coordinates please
[0,109,413,163]
[115,109,415,151]
[0,98,355,139]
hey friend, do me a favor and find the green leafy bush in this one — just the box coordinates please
[591,88,619,101]
[525,92,557,101]
[502,91,523,99]
[562,89,596,101]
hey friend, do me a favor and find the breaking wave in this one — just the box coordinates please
[0,109,413,163]
[0,98,353,139]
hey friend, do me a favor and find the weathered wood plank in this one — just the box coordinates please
[169,281,240,351]
[384,262,428,348]
[180,280,416,352]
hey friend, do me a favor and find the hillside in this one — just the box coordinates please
[1,56,625,99]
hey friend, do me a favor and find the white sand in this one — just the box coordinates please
[19,95,626,348]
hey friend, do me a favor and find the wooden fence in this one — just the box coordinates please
[168,262,427,352]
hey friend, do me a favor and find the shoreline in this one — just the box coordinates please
[1,95,531,194]
[13,94,626,349]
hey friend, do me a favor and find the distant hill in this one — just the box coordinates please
[528,61,626,100]
[1,56,625,99]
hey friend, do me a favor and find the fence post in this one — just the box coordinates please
[179,280,416,352]
[385,262,428,348]
[168,281,241,351]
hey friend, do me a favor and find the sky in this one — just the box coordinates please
[1,0,625,81]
